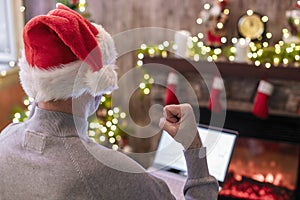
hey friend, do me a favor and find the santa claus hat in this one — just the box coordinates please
[19,4,118,102]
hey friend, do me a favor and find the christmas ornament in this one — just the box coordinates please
[208,76,224,113]
[200,0,229,47]
[252,80,274,119]
[234,38,251,63]
[285,7,300,43]
[165,71,179,105]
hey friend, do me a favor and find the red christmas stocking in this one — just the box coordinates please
[165,72,179,105]
[252,80,274,119]
[208,76,224,113]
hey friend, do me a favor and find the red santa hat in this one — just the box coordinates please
[19,4,118,102]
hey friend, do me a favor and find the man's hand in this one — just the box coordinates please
[159,104,202,150]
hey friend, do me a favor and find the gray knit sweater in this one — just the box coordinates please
[0,108,218,200]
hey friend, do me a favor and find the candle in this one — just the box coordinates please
[174,30,191,58]
[234,38,250,63]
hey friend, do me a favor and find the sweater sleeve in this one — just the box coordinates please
[183,147,219,200]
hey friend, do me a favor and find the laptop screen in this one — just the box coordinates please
[153,125,238,184]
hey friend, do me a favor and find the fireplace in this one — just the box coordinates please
[142,57,300,199]
[197,107,300,200]
[219,137,299,200]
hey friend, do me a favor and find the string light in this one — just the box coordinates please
[194,54,200,61]
[254,60,261,66]
[100,136,106,142]
[230,47,236,53]
[16,2,127,151]
[196,18,203,24]
[108,110,114,116]
[108,131,114,137]
[229,56,235,62]
[89,130,96,137]
[134,10,300,70]
[212,55,218,60]
[11,97,35,123]
[197,41,204,47]
[113,107,120,113]
[140,44,147,50]
[214,48,222,55]
[78,0,86,12]
[204,3,210,10]
[273,57,280,66]
[144,74,150,80]
[101,127,107,133]
[149,78,154,84]
[106,121,112,127]
[247,52,253,59]
[137,38,300,68]
[137,60,143,66]
[247,9,254,16]
[163,41,169,47]
[206,56,212,62]
[148,48,155,57]
[231,37,238,44]
[197,33,204,39]
[266,32,272,39]
[158,44,164,50]
[217,22,224,29]
[192,36,198,42]
[1,71,7,76]
[137,53,144,59]
[261,16,269,22]
[112,118,118,124]
[278,40,284,46]
[112,144,119,151]
[139,82,146,89]
[265,63,271,68]
[19,6,25,12]
[221,37,227,43]
[143,88,150,95]
[223,9,230,15]
[120,112,126,119]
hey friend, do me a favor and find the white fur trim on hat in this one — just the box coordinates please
[19,52,118,102]
[85,64,118,95]
[92,23,117,66]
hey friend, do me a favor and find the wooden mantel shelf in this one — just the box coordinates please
[143,57,300,81]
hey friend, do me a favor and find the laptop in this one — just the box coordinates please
[147,125,238,198]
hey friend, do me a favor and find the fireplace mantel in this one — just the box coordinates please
[143,57,300,81]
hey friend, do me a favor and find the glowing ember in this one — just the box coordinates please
[252,174,264,182]
[273,173,283,186]
[219,172,294,200]
[219,132,299,199]
[265,173,274,183]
